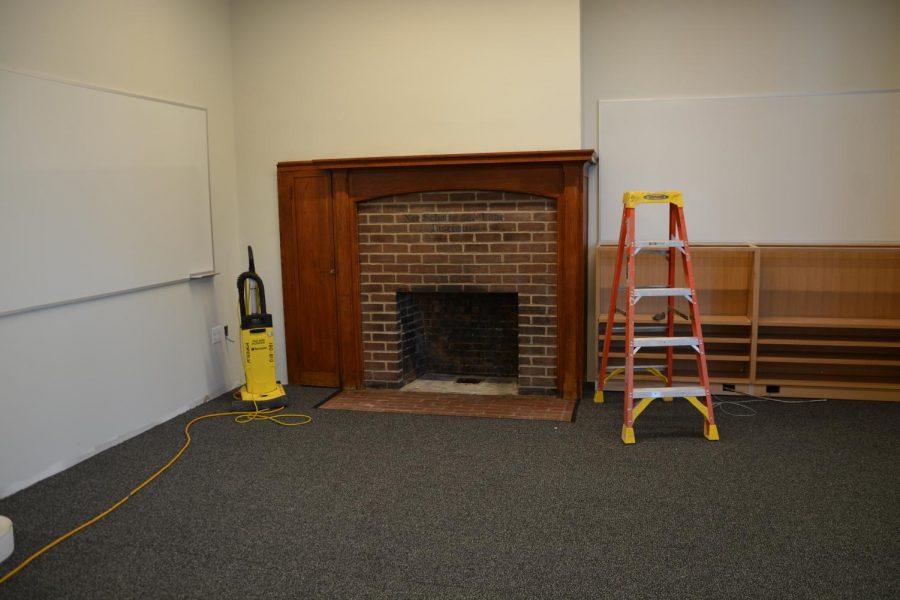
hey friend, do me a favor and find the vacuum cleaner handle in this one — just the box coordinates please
[237,271,267,318]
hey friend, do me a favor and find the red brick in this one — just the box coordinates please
[517,264,547,274]
[369,234,396,243]
[396,274,424,285]
[422,275,450,284]
[422,234,449,243]
[448,275,475,284]
[422,193,449,202]
[532,274,556,285]
[449,192,476,201]
[474,233,503,242]
[461,264,491,274]
[436,264,463,274]
[502,232,531,242]
[488,222,517,232]
[409,264,436,274]
[489,264,518,274]
[502,275,531,284]
[448,233,475,243]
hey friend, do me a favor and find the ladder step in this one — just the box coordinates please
[633,240,685,256]
[633,336,699,348]
[606,364,668,372]
[631,386,708,399]
[635,240,685,249]
[633,287,693,299]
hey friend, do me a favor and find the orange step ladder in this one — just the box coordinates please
[595,191,719,444]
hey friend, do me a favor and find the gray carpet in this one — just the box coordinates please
[0,387,897,599]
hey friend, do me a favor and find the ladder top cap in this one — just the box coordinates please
[623,191,684,208]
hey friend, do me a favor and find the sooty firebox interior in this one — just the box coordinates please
[397,291,518,390]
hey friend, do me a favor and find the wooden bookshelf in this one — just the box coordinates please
[595,244,900,401]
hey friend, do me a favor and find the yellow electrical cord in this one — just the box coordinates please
[0,401,311,586]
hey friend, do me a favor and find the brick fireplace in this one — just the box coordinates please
[276,151,595,400]
[357,191,557,394]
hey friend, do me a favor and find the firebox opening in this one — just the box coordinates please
[397,291,518,395]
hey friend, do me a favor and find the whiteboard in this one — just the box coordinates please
[0,69,214,316]
[596,91,900,243]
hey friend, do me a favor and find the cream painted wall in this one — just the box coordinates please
[230,0,583,382]
[581,0,900,378]
[0,0,243,496]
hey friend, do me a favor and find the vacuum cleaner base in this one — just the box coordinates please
[231,383,287,411]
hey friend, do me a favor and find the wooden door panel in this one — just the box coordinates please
[291,174,340,386]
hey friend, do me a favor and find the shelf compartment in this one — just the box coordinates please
[599,313,751,327]
[755,362,900,387]
[757,326,900,347]
[599,353,749,380]
[757,247,900,322]
[757,356,900,367]
[757,338,900,349]
[757,343,900,364]
[758,317,900,329]
[594,243,900,401]
[596,245,755,323]
[603,352,749,362]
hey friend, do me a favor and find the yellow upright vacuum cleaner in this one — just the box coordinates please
[233,246,287,410]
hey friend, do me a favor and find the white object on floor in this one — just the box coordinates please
[399,373,518,396]
[0,516,13,564]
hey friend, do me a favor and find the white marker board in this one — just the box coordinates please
[596,91,900,243]
[0,69,214,316]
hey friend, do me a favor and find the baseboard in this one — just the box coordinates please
[0,379,241,499]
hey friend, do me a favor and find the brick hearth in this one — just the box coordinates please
[357,191,558,395]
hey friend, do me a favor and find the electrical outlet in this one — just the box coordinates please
[211,325,225,345]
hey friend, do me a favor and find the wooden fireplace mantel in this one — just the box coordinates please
[277,150,596,400]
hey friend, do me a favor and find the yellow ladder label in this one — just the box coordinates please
[623,190,684,208]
